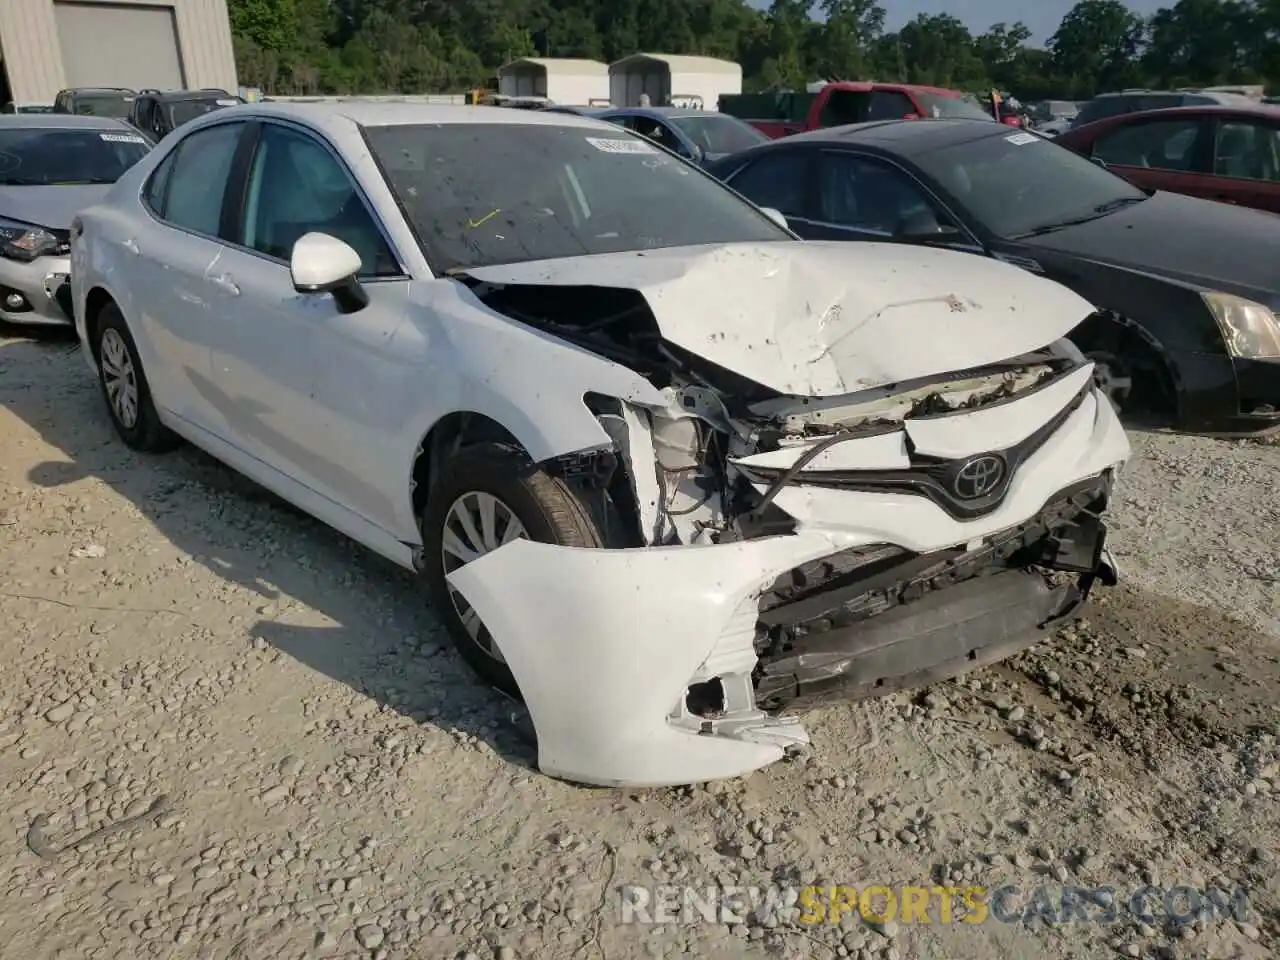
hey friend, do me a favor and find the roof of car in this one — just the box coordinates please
[145,89,238,102]
[1064,102,1280,134]
[783,117,1006,151]
[597,107,729,120]
[0,113,135,130]
[205,101,616,131]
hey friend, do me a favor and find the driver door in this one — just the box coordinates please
[200,120,413,532]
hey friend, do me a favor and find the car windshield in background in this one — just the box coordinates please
[167,98,239,127]
[73,95,134,119]
[914,129,1147,239]
[363,123,790,273]
[668,114,766,154]
[919,94,995,121]
[0,127,150,185]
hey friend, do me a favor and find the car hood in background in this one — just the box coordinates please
[464,241,1096,397]
[0,184,113,230]
[1019,190,1280,301]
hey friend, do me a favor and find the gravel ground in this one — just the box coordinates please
[1,323,1277,960]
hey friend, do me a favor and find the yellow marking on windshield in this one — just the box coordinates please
[467,209,500,229]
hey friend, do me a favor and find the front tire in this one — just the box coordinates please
[419,442,616,698]
[95,302,178,452]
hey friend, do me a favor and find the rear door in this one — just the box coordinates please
[1087,114,1211,197]
[1200,115,1280,213]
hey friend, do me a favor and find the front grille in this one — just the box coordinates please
[741,375,1091,522]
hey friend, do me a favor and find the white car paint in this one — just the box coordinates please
[71,101,1130,788]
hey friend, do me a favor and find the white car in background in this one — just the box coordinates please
[70,103,1128,788]
[0,114,149,325]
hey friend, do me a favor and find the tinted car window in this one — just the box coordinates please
[72,94,135,118]
[157,122,243,236]
[1214,121,1280,181]
[1074,96,1133,127]
[0,126,150,185]
[364,123,791,273]
[668,115,766,155]
[1092,117,1202,170]
[867,91,917,121]
[819,90,869,127]
[725,152,810,218]
[817,153,941,233]
[241,124,397,276]
[1136,94,1186,111]
[629,117,682,152]
[914,128,1146,238]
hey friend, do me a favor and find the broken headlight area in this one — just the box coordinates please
[749,475,1113,711]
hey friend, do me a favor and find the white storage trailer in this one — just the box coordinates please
[608,54,742,110]
[497,58,609,105]
[0,0,237,105]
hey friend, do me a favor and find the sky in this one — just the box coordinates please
[749,1,1165,46]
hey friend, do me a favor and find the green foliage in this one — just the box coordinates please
[226,0,1280,98]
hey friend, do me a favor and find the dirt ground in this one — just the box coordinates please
[1,322,1277,960]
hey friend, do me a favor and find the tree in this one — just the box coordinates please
[1049,0,1148,97]
[813,0,885,81]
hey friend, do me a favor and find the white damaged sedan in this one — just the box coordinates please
[70,102,1129,787]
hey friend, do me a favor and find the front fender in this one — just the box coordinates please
[393,279,667,537]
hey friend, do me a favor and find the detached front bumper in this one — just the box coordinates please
[0,255,73,325]
[447,474,1121,789]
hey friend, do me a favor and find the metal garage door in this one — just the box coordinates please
[54,2,185,90]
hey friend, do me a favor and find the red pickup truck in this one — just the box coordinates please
[719,82,999,139]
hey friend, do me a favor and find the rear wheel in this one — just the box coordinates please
[95,303,179,452]
[419,442,617,698]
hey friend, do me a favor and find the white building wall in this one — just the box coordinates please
[0,0,238,104]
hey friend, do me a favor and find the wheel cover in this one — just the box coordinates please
[99,328,139,429]
[1086,350,1133,409]
[440,491,528,664]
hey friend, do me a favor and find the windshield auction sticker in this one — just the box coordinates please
[99,133,147,144]
[586,137,658,154]
[1005,132,1040,146]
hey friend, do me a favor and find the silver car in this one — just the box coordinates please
[0,114,150,325]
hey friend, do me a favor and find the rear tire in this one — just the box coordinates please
[419,442,617,698]
[95,302,179,452]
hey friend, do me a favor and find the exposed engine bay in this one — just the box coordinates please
[462,277,1091,549]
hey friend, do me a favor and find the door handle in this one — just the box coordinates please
[119,237,139,255]
[209,273,240,296]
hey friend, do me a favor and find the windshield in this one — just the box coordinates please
[0,127,150,185]
[72,94,134,118]
[668,114,766,155]
[918,93,996,121]
[364,122,791,273]
[913,129,1146,238]
[166,97,239,129]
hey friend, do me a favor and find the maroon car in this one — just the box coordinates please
[1055,104,1280,214]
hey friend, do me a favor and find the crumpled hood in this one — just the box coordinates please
[0,184,112,231]
[464,241,1097,396]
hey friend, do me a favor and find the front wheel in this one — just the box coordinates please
[95,303,179,452]
[419,442,617,698]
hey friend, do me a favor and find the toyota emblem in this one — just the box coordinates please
[952,454,1005,500]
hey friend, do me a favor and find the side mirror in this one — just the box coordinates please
[894,209,961,243]
[688,142,704,163]
[758,206,789,230]
[290,232,368,314]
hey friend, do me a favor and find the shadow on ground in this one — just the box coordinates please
[0,323,537,771]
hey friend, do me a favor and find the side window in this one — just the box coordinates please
[1092,118,1202,170]
[1214,121,1280,181]
[817,153,947,234]
[240,123,398,277]
[867,91,917,121]
[819,90,869,128]
[725,152,810,218]
[143,148,177,216]
[154,122,243,235]
[631,118,681,152]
